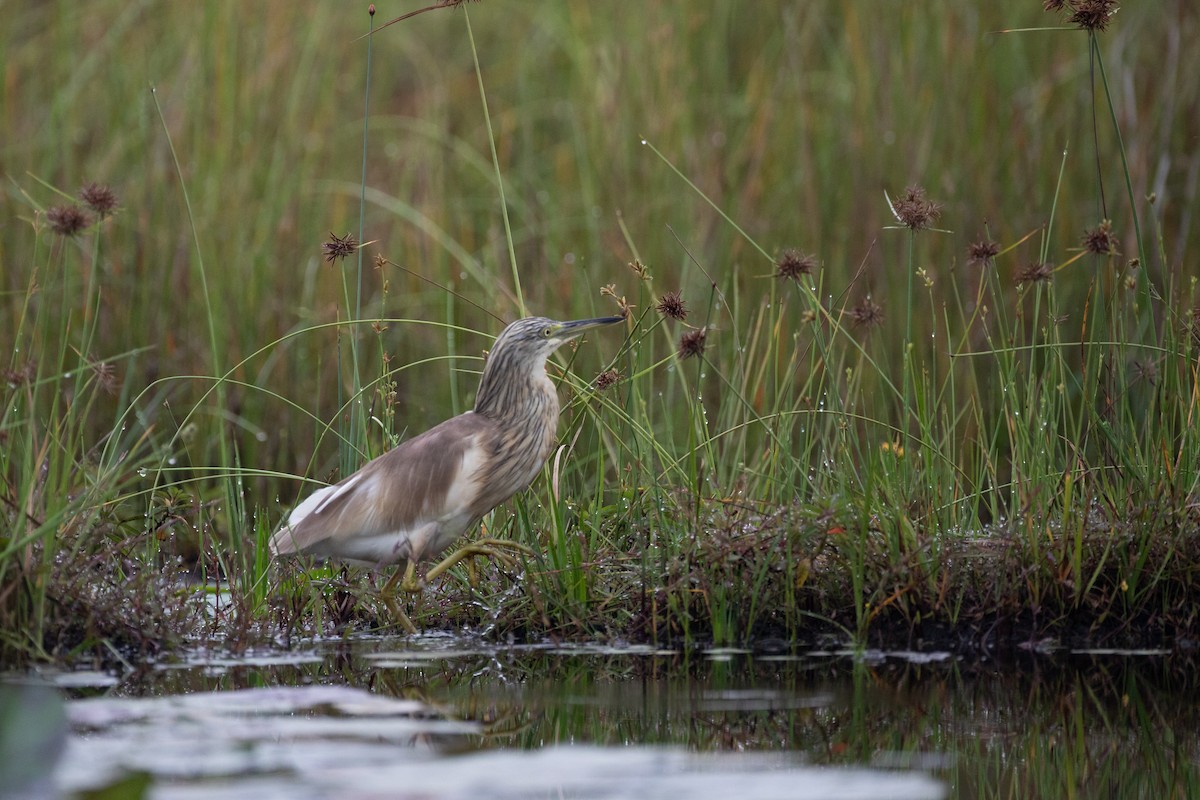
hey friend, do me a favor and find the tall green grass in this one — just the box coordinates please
[2,1,1199,663]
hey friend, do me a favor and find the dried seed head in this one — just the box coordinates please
[92,361,118,395]
[775,249,818,281]
[656,290,688,321]
[967,238,1000,266]
[1016,261,1054,286]
[46,204,93,236]
[1131,358,1158,386]
[1082,219,1119,255]
[678,328,708,360]
[79,183,119,217]
[1069,0,1119,31]
[849,296,885,329]
[892,185,942,230]
[322,232,358,262]
[628,259,650,280]
[4,360,35,386]
[1043,0,1067,10]
[595,369,621,391]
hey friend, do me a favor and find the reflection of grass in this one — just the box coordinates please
[3,2,1200,664]
[139,642,1200,797]
[436,649,1200,797]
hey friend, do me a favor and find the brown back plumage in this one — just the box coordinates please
[271,412,497,561]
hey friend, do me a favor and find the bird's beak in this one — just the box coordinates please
[555,315,626,339]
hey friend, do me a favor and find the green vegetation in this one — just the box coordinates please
[2,1,1198,665]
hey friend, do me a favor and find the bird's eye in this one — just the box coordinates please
[541,326,553,338]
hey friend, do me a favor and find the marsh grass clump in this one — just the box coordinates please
[39,536,205,665]
[3,3,1199,665]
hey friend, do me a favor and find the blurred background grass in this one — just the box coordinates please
[6,2,1196,481]
[4,2,1200,648]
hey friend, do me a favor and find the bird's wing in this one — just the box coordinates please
[270,412,497,558]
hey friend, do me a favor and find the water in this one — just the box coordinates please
[4,635,1198,798]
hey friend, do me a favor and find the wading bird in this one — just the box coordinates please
[270,315,625,632]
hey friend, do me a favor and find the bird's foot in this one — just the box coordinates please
[378,593,419,635]
[376,561,421,634]
[424,538,535,585]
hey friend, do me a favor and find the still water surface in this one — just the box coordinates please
[6,634,1197,798]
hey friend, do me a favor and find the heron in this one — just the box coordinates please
[270,314,625,632]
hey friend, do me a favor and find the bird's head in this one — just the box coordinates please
[475,314,625,416]
[491,315,625,360]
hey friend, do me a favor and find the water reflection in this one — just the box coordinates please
[25,636,1200,798]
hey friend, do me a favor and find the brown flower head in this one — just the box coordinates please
[1082,219,1119,255]
[79,183,118,217]
[1043,0,1067,10]
[656,290,688,321]
[1069,0,1118,31]
[892,185,942,230]
[1016,261,1054,286]
[323,232,358,262]
[967,238,1000,266]
[775,249,818,282]
[678,327,708,360]
[595,369,621,391]
[849,296,885,329]
[92,361,118,395]
[46,204,92,236]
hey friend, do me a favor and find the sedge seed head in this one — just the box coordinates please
[1082,219,1119,255]
[595,369,621,391]
[1016,261,1054,286]
[79,183,119,217]
[775,249,818,281]
[678,328,708,360]
[849,296,885,329]
[46,204,92,236]
[323,232,358,262]
[1068,0,1119,31]
[893,185,942,230]
[656,290,688,321]
[967,238,1000,266]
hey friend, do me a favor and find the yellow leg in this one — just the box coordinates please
[374,539,533,630]
[376,561,419,634]
[424,538,535,584]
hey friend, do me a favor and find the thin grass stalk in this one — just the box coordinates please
[150,86,236,578]
[464,7,524,315]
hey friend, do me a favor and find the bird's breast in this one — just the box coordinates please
[471,382,560,513]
